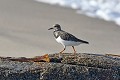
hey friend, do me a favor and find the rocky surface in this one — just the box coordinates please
[0,53,120,80]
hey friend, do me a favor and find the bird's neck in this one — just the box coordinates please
[53,31,60,38]
[54,29,62,31]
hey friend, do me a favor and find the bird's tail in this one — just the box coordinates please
[82,40,89,44]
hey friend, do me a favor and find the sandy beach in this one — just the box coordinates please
[0,0,120,57]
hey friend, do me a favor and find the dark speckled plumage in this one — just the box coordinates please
[48,24,89,54]
[53,30,89,44]
[50,24,89,44]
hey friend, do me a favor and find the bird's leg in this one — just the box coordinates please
[72,46,78,60]
[59,46,66,58]
[60,48,65,53]
[72,46,76,55]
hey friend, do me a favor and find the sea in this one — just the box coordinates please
[35,0,120,26]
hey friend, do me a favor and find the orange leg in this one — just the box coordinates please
[60,47,66,54]
[72,46,76,55]
[57,46,66,58]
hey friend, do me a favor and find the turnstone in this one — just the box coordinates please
[48,24,89,55]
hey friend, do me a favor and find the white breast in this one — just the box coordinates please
[55,36,81,46]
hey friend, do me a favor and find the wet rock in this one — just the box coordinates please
[0,53,120,80]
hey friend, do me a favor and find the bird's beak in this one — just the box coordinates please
[48,27,54,30]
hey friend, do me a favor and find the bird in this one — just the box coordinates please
[48,24,89,55]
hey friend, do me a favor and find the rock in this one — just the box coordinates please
[0,53,120,80]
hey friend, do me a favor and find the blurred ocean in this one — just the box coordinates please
[35,0,120,26]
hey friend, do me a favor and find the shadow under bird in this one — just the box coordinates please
[48,24,89,55]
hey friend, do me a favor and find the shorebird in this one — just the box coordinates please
[48,24,89,55]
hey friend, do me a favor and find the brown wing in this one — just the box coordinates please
[59,31,89,44]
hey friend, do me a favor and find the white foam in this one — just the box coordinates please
[115,18,120,25]
[35,0,120,26]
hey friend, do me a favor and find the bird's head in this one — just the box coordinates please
[48,24,61,31]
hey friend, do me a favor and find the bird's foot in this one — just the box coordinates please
[71,53,77,60]
[58,53,63,59]
[54,53,63,59]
